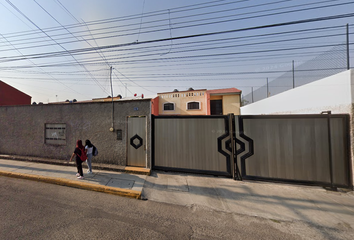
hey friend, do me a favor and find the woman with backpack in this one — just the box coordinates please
[69,139,86,179]
[85,139,94,174]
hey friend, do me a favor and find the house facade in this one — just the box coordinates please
[0,80,31,106]
[156,87,241,116]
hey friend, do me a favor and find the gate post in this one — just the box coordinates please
[228,114,235,180]
[322,111,336,190]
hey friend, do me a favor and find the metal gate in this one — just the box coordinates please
[234,114,351,189]
[127,116,147,167]
[152,114,351,188]
[152,115,232,176]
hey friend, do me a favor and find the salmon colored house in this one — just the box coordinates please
[0,80,31,106]
[156,87,241,116]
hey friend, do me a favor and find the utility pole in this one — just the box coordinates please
[110,66,114,131]
[110,66,113,99]
[347,24,350,70]
[251,87,254,103]
[266,78,269,98]
[292,60,295,88]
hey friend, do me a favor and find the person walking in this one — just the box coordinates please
[69,139,85,179]
[85,139,94,174]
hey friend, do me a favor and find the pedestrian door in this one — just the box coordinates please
[127,116,147,167]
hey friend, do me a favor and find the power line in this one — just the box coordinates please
[30,0,109,95]
[1,0,349,47]
[0,0,238,38]
[1,1,352,99]
[0,24,346,55]
[1,67,346,81]
[1,12,353,64]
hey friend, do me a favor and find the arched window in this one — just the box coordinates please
[187,101,200,110]
[164,103,175,111]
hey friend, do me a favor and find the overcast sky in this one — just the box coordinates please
[0,0,353,103]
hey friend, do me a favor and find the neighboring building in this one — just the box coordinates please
[206,88,242,115]
[0,80,31,106]
[240,69,354,187]
[156,87,241,116]
[151,96,159,116]
[240,70,353,115]
[92,95,122,102]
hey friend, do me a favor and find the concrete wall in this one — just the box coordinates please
[240,69,354,187]
[0,99,152,167]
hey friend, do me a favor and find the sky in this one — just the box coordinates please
[0,0,353,104]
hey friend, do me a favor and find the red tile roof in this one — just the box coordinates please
[158,87,241,95]
[206,88,242,94]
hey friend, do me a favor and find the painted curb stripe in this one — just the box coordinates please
[0,170,141,199]
[124,167,151,175]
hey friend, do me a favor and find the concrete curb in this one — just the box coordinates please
[124,166,151,175]
[0,170,142,199]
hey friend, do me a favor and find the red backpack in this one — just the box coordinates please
[77,148,87,162]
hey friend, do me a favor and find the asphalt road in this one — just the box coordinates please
[0,177,305,240]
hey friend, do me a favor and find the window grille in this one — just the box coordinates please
[45,123,66,145]
[164,103,175,111]
[187,102,200,110]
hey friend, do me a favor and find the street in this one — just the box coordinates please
[0,177,304,240]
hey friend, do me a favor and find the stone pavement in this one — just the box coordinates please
[1,156,354,234]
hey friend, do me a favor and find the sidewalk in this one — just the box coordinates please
[0,157,146,199]
[143,171,354,238]
[1,156,354,235]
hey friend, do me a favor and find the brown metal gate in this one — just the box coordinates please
[235,114,351,188]
[152,115,232,176]
[152,114,351,188]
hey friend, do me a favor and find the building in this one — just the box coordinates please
[0,80,31,106]
[240,70,353,115]
[240,69,354,187]
[156,87,242,116]
[206,88,242,115]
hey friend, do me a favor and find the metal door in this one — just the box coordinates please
[210,100,223,115]
[127,116,146,167]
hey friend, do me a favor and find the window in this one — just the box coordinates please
[187,101,200,110]
[45,123,66,145]
[164,103,175,111]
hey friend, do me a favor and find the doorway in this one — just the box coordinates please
[127,116,147,167]
[210,99,223,115]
